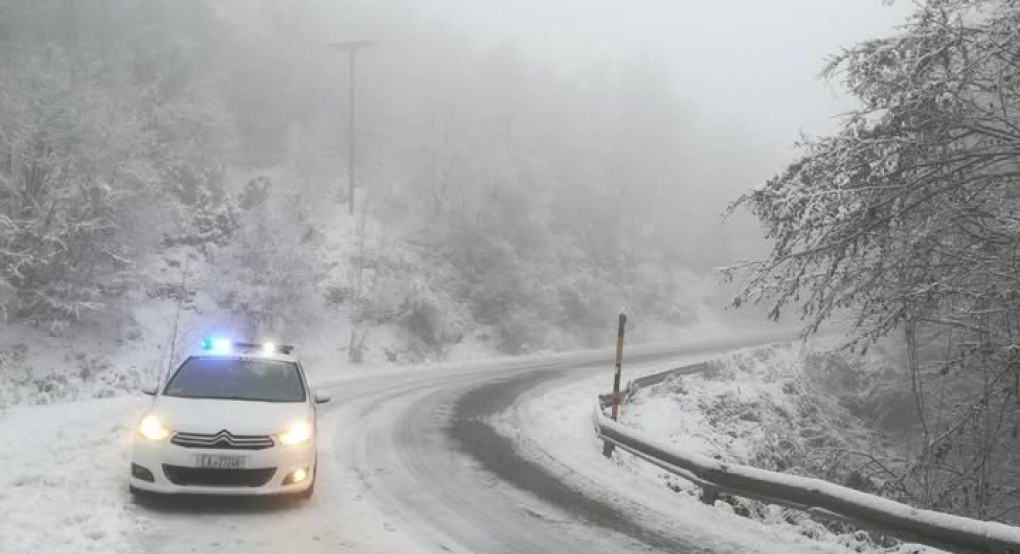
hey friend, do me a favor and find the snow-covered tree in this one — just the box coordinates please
[0,0,232,329]
[211,177,321,338]
[732,0,1020,522]
[0,49,147,326]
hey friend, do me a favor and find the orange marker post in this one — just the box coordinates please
[611,311,627,421]
[603,311,627,458]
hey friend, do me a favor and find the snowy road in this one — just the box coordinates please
[5,333,833,554]
[137,351,696,554]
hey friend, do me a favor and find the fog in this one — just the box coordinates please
[422,0,908,133]
[416,0,910,255]
[294,0,910,266]
[6,4,1020,549]
[0,0,909,353]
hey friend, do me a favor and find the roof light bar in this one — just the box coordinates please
[200,338,294,355]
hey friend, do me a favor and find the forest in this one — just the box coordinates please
[0,0,759,368]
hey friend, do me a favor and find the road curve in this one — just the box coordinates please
[133,333,792,553]
[328,335,792,553]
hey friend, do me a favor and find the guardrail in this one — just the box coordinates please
[594,365,1020,553]
[597,363,708,409]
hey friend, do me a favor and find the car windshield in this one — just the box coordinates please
[164,357,306,403]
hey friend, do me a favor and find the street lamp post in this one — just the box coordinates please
[329,39,375,215]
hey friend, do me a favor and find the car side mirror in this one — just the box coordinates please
[141,385,157,396]
[314,391,331,404]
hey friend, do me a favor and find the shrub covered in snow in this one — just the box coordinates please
[620,344,918,550]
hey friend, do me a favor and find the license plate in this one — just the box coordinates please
[194,454,247,469]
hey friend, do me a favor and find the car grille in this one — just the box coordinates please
[171,430,275,450]
[162,465,277,487]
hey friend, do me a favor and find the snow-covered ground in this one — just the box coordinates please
[0,396,151,553]
[0,369,438,554]
[620,344,887,476]
[2,335,903,554]
[502,344,940,553]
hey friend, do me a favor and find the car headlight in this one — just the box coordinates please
[277,421,313,446]
[138,414,171,440]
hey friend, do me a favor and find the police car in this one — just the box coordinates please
[129,339,329,498]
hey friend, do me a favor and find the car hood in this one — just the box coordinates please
[151,396,312,435]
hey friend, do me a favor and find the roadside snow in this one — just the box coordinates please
[504,346,943,553]
[0,396,150,553]
[621,344,883,474]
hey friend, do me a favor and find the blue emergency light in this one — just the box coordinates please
[202,337,233,353]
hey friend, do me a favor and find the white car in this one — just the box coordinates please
[129,339,329,498]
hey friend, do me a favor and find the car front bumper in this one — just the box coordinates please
[129,436,316,496]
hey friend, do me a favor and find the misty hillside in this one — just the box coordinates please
[5,1,1020,552]
[0,0,754,404]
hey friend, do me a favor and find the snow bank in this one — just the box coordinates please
[620,344,885,479]
[502,351,873,553]
[514,345,951,553]
[597,410,1020,552]
[597,344,1020,551]
[0,396,150,553]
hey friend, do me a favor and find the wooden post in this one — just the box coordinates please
[347,47,357,215]
[327,39,375,213]
[611,311,627,420]
[602,311,627,457]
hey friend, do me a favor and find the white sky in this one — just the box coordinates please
[418,0,911,145]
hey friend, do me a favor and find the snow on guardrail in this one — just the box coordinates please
[594,365,1020,553]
